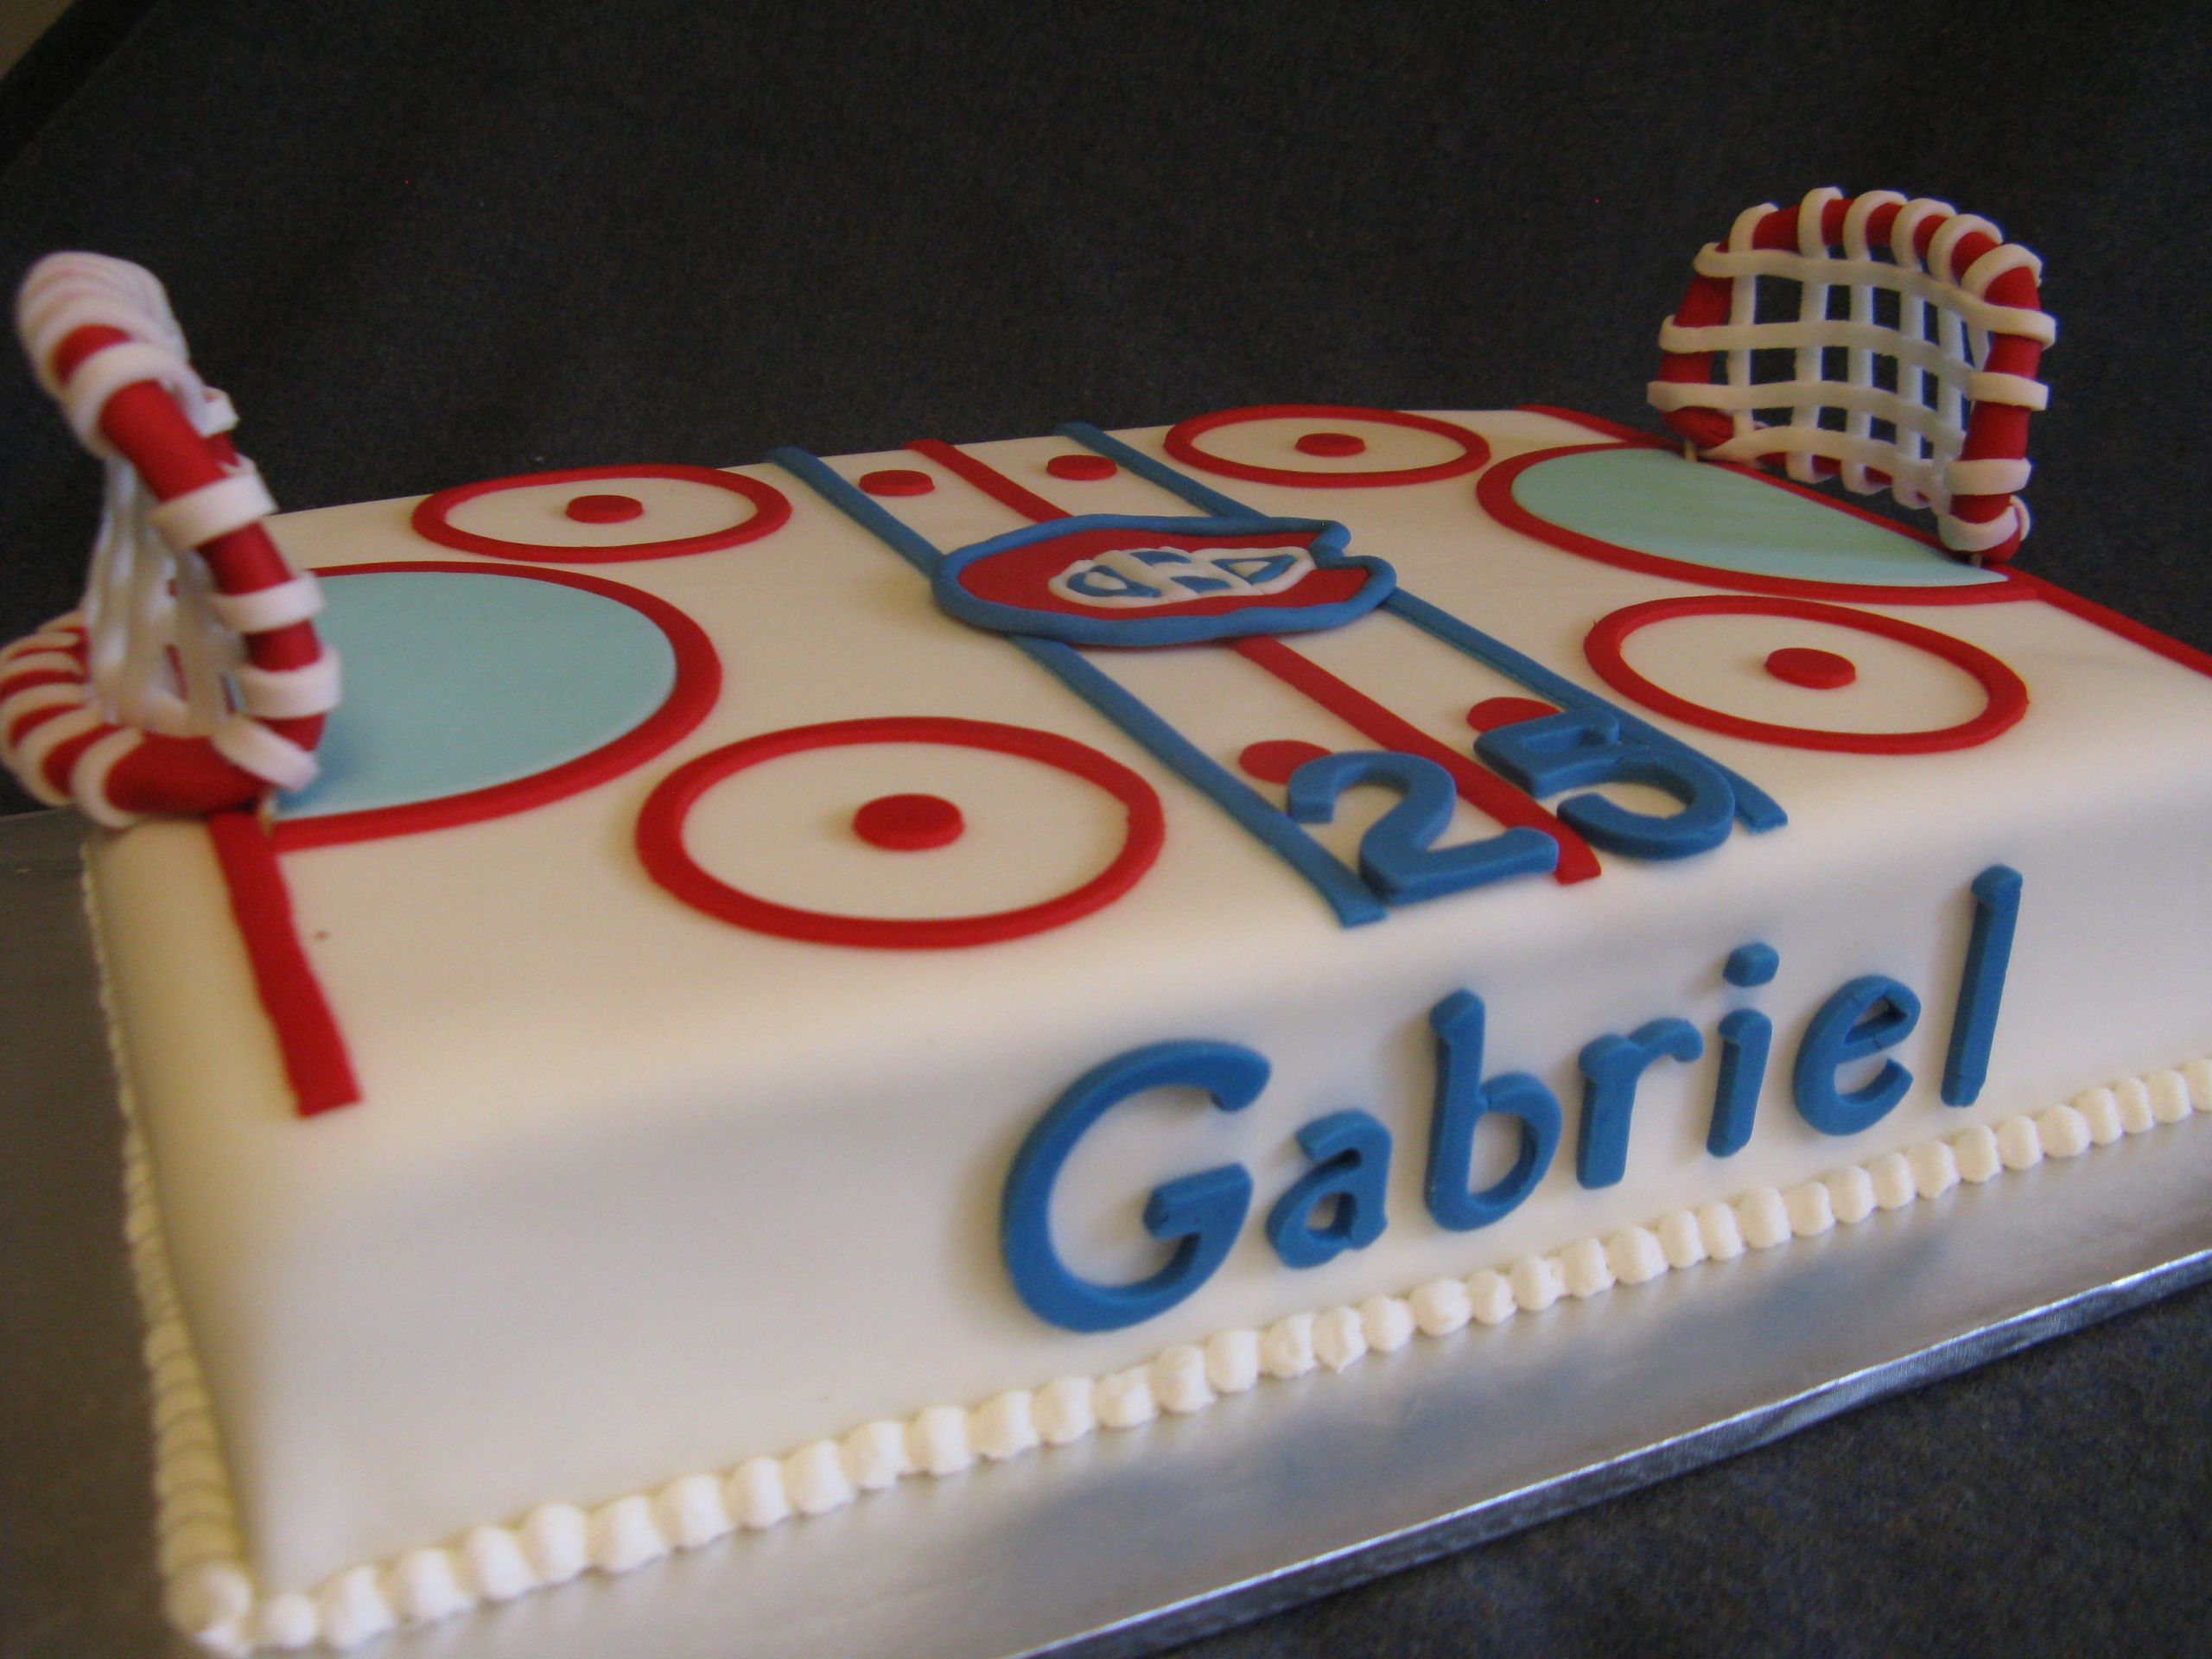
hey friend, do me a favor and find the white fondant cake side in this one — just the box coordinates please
[118,1033,2208,1652]
[86,410,2212,1643]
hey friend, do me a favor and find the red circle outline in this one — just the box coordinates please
[410,464,791,564]
[1582,595,2028,754]
[1163,404,1491,489]
[1478,440,2028,607]
[270,562,721,850]
[637,717,1165,949]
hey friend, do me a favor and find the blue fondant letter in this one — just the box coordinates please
[1001,1040,1267,1332]
[1942,865,2023,1107]
[1424,990,1562,1230]
[1707,1008,1770,1157]
[1724,941,1780,988]
[1576,1019,1706,1186]
[1265,1109,1393,1269]
[1794,975,1922,1135]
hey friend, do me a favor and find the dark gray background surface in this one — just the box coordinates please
[1,3,2207,1655]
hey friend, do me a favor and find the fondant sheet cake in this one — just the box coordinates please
[77,404,2212,1650]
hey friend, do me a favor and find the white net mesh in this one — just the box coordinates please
[1649,189,2053,556]
[3,253,332,823]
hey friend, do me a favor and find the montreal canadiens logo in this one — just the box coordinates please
[1047,543,1314,608]
[933,513,1395,647]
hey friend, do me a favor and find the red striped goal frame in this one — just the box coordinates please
[1649,189,2052,564]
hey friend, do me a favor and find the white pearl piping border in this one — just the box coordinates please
[126,1059,2209,1653]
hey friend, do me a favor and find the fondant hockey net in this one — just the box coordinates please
[0,254,336,824]
[1648,188,2054,562]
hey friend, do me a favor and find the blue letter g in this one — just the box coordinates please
[1001,1040,1268,1332]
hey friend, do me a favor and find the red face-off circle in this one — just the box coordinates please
[1582,596,2027,753]
[1163,404,1491,488]
[636,717,1166,949]
[411,464,791,563]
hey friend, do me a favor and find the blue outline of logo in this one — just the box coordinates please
[932,513,1396,647]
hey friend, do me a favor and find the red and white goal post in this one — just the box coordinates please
[1649,188,2054,563]
[0,254,336,825]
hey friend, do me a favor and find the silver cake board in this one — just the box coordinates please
[3,804,2208,1658]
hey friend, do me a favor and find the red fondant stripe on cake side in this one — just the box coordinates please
[1228,634,1599,883]
[270,563,722,852]
[206,810,360,1114]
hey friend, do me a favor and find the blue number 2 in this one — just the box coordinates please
[1286,751,1559,903]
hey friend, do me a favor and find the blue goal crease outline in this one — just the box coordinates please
[770,424,1787,930]
[931,512,1397,648]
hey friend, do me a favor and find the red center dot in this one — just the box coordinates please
[860,468,936,497]
[1465,696,1559,732]
[1238,739,1333,785]
[853,792,965,850]
[1046,454,1117,481]
[1294,431,1367,458]
[1764,646,1858,690]
[564,493,645,524]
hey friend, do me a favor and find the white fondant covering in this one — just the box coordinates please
[118,1023,2210,1653]
[88,412,2212,1647]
